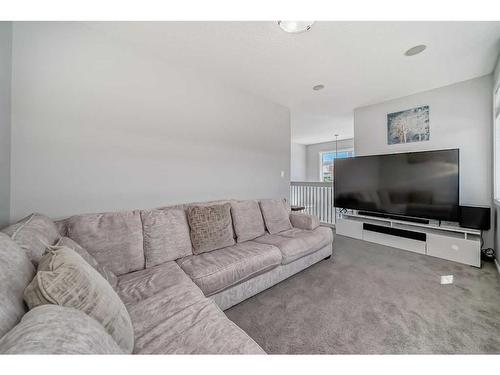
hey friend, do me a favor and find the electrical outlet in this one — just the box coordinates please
[280,171,285,178]
[440,275,454,284]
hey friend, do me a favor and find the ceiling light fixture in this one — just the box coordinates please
[278,21,315,34]
[313,84,325,91]
[405,45,427,56]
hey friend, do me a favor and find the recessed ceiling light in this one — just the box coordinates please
[313,84,325,91]
[278,21,315,34]
[405,45,427,56]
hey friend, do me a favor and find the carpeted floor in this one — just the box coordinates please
[225,234,500,354]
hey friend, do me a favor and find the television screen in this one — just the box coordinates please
[334,149,459,221]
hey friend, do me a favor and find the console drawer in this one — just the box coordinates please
[363,229,426,254]
[336,219,363,239]
[426,233,480,267]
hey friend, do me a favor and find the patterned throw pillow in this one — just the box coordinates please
[187,203,235,254]
[23,246,134,353]
[56,237,118,289]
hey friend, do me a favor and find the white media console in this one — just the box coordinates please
[336,212,481,267]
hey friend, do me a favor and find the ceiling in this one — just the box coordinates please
[86,21,500,145]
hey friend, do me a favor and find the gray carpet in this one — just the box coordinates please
[225,235,500,354]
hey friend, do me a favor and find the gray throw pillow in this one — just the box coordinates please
[0,305,123,354]
[187,203,235,254]
[23,246,134,353]
[231,200,266,242]
[259,199,292,234]
[56,237,118,289]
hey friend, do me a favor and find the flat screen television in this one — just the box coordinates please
[334,149,459,221]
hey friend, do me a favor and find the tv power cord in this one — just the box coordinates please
[480,231,495,262]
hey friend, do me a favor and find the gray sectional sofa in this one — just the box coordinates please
[0,198,333,354]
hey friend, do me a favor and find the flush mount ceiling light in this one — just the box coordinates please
[312,84,325,91]
[278,21,315,33]
[405,44,427,56]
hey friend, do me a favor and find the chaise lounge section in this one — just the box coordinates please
[0,198,334,354]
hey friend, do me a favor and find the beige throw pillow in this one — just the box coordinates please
[187,203,235,254]
[56,237,118,288]
[23,246,134,353]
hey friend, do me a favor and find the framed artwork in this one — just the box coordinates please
[387,105,429,145]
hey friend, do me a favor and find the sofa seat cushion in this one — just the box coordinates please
[118,262,207,344]
[118,262,263,354]
[116,261,205,306]
[0,233,36,338]
[129,297,263,354]
[66,210,145,276]
[2,213,61,265]
[177,242,282,296]
[254,226,333,264]
[0,305,123,354]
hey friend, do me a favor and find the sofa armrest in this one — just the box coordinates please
[289,212,320,230]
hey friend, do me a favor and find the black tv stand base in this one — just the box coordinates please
[357,211,430,225]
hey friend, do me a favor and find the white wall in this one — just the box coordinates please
[291,142,306,181]
[305,138,354,181]
[354,75,494,247]
[493,55,500,265]
[0,22,11,227]
[10,22,290,221]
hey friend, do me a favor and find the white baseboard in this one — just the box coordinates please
[495,258,500,275]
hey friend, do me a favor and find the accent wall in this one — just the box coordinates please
[9,22,291,221]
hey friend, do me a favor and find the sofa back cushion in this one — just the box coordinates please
[0,305,123,354]
[230,200,265,242]
[187,203,235,254]
[23,246,134,353]
[56,237,118,288]
[259,199,292,234]
[0,233,36,338]
[141,208,193,268]
[1,213,61,266]
[66,210,145,275]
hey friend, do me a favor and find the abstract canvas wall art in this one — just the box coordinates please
[387,106,430,145]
